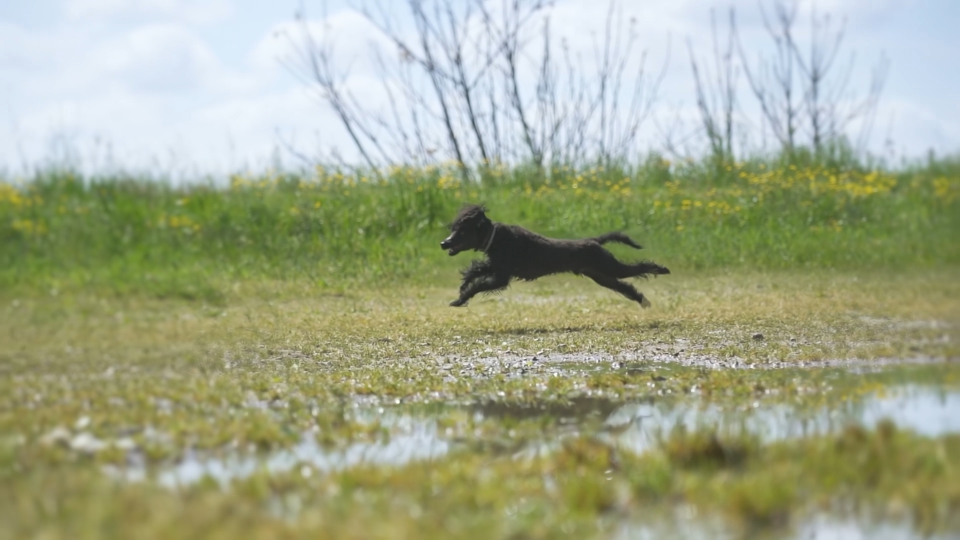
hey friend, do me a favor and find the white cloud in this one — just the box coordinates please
[249,9,395,81]
[0,3,371,176]
[803,0,918,18]
[64,0,234,25]
[1,0,957,177]
[0,16,266,175]
[0,21,59,70]
[89,25,225,94]
[873,97,960,158]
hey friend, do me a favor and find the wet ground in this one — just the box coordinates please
[81,359,960,539]
[5,275,959,539]
[112,382,959,489]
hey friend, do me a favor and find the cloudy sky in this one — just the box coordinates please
[1,0,957,176]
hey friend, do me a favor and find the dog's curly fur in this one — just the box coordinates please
[440,204,670,307]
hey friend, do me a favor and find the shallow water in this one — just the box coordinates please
[605,384,960,454]
[112,414,450,487]
[613,513,957,540]
[111,384,960,488]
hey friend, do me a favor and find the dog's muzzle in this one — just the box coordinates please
[440,238,460,256]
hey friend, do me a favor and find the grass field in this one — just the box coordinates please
[2,155,958,298]
[1,156,959,538]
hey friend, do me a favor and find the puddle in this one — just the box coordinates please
[613,514,957,540]
[792,515,957,540]
[108,415,450,488]
[109,385,960,489]
[602,385,960,455]
[163,425,448,488]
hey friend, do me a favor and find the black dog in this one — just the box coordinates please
[440,204,669,307]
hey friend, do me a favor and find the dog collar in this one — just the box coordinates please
[481,224,497,253]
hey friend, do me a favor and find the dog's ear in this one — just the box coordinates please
[450,204,470,228]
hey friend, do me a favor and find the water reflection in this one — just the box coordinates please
[111,417,450,488]
[613,514,957,540]
[603,385,960,454]
[110,385,960,488]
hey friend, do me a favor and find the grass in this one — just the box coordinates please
[1,156,958,299]
[1,156,959,538]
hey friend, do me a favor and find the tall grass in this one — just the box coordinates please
[1,155,958,301]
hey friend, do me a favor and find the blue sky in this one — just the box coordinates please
[1,0,957,176]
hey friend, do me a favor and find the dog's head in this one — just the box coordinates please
[441,204,494,256]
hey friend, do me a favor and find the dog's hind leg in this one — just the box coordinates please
[589,247,670,279]
[584,272,651,307]
[450,273,511,307]
[622,260,670,278]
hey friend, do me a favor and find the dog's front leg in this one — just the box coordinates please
[458,260,493,295]
[450,273,511,307]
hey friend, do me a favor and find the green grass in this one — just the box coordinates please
[2,156,958,300]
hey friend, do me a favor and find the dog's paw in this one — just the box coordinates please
[449,298,468,307]
[640,296,652,308]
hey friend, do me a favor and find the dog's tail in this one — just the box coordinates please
[593,232,643,250]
